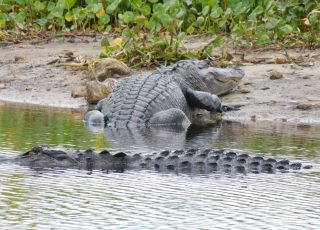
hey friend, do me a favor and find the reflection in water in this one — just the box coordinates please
[99,124,222,152]
[1,104,320,229]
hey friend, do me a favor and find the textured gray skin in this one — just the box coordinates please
[84,60,245,128]
[14,145,312,174]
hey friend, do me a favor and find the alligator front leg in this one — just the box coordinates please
[84,110,106,130]
[148,108,191,126]
[185,88,240,113]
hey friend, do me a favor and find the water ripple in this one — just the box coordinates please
[1,105,320,229]
[0,165,319,229]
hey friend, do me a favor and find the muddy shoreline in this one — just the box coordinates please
[0,38,319,126]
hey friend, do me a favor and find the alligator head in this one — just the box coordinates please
[192,59,245,95]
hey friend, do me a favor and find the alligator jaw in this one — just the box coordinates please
[201,66,245,95]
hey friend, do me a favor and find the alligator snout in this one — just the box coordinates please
[201,66,245,95]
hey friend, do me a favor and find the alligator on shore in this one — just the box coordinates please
[13,145,312,174]
[84,59,244,128]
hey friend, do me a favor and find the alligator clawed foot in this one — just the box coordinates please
[219,104,242,112]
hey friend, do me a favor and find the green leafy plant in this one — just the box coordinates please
[0,0,319,66]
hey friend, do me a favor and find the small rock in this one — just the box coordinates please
[71,86,87,98]
[93,58,131,82]
[86,79,119,104]
[265,60,275,64]
[292,55,304,63]
[0,83,6,89]
[14,56,24,62]
[250,115,256,122]
[25,86,32,91]
[223,51,233,61]
[240,88,250,94]
[275,57,287,64]
[269,70,283,80]
[282,118,287,122]
[232,59,241,65]
[261,87,270,90]
[296,102,312,110]
[64,51,74,57]
[298,62,314,67]
[302,76,310,79]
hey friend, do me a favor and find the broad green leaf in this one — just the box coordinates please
[265,17,279,30]
[197,16,204,24]
[47,2,55,11]
[186,25,194,34]
[279,24,293,35]
[258,34,271,45]
[87,3,103,13]
[9,12,26,29]
[85,0,95,4]
[123,11,135,23]
[99,14,110,25]
[160,14,172,28]
[177,32,186,42]
[122,28,133,38]
[56,0,65,9]
[206,0,219,7]
[175,7,186,19]
[49,7,64,18]
[0,14,6,29]
[65,0,76,9]
[210,35,223,47]
[140,5,151,16]
[106,0,122,14]
[184,0,192,6]
[249,5,264,20]
[210,7,223,19]
[36,18,48,26]
[234,2,249,18]
[309,14,318,26]
[149,16,161,31]
[34,1,45,12]
[65,11,74,22]
[14,0,27,5]
[202,6,210,16]
[135,15,147,24]
[73,7,87,20]
[100,46,112,58]
[148,0,158,3]
[190,8,198,15]
[101,37,110,47]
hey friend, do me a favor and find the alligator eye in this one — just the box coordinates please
[198,60,210,69]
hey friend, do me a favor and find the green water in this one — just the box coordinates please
[1,103,320,158]
[0,104,110,151]
[0,103,319,229]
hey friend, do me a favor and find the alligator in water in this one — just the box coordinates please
[13,145,312,174]
[84,59,244,128]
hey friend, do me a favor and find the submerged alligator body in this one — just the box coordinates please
[84,59,244,128]
[15,145,312,174]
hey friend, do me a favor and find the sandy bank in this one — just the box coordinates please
[0,38,319,125]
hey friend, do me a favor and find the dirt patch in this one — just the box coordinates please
[222,51,320,125]
[0,37,100,108]
[0,38,319,125]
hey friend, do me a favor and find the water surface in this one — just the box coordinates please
[0,104,319,229]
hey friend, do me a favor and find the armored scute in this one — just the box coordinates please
[84,60,244,128]
[15,145,312,174]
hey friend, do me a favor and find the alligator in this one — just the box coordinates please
[13,145,312,174]
[84,59,244,128]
